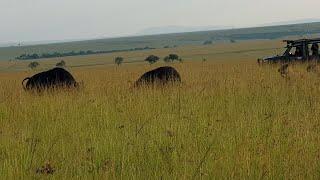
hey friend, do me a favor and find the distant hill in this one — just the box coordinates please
[261,18,320,27]
[1,22,320,61]
[0,38,92,48]
[136,25,234,36]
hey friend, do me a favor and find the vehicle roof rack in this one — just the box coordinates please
[283,38,320,47]
[283,38,320,43]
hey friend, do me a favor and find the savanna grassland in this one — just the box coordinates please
[1,40,320,179]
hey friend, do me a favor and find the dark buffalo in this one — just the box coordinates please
[135,66,181,86]
[22,67,78,91]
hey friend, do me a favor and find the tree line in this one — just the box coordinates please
[115,54,182,66]
[27,54,182,70]
[16,47,155,60]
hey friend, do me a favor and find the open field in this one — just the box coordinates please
[1,39,320,179]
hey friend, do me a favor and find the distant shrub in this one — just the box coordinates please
[203,40,213,45]
[115,57,124,66]
[56,60,66,67]
[164,45,170,48]
[145,55,160,64]
[202,58,207,62]
[230,39,236,43]
[28,61,39,69]
[164,54,182,63]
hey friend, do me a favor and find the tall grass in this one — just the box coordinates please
[0,61,320,179]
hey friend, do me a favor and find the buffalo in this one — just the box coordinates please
[22,67,78,91]
[135,66,181,87]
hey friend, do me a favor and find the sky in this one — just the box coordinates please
[1,0,320,44]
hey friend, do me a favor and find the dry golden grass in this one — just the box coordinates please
[1,57,320,179]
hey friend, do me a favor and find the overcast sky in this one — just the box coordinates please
[1,0,320,43]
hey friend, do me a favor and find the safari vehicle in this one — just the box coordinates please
[258,38,320,64]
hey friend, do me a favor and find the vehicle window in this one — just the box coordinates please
[309,44,313,55]
[288,47,296,55]
[288,47,303,57]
